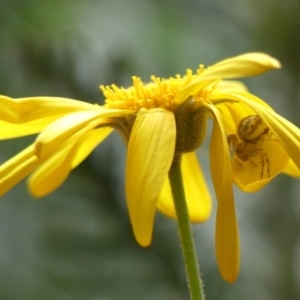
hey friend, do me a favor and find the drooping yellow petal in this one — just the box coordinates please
[282,159,300,178]
[231,138,289,192]
[0,145,39,196]
[35,109,132,159]
[174,53,280,106]
[208,104,240,283]
[0,117,66,139]
[29,127,113,197]
[71,127,113,168]
[157,152,212,222]
[126,108,176,246]
[0,95,98,123]
[29,144,75,197]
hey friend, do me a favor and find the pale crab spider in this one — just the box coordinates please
[227,115,272,179]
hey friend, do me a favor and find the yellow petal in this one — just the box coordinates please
[0,145,39,196]
[174,80,217,106]
[174,53,280,106]
[0,117,63,140]
[217,80,249,93]
[35,109,132,159]
[0,95,98,123]
[214,90,273,110]
[157,152,212,222]
[232,138,289,192]
[208,104,240,283]
[205,52,281,79]
[126,108,176,246]
[71,127,113,168]
[29,144,75,197]
[283,159,300,178]
[29,127,113,197]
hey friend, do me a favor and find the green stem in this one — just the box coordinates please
[169,154,205,300]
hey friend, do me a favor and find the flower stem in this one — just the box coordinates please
[168,154,205,300]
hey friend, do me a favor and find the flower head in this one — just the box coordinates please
[1,53,300,283]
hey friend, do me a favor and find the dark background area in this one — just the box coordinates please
[1,1,300,299]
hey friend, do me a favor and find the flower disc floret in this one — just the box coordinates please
[101,66,205,111]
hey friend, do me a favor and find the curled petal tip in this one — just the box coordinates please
[269,57,281,69]
[136,237,151,247]
[238,52,281,69]
[224,275,238,284]
[253,53,281,70]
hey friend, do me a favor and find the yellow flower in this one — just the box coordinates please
[1,53,299,283]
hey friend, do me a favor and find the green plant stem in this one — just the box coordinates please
[168,154,205,300]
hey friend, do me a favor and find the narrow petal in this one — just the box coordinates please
[213,90,273,110]
[29,144,75,197]
[29,128,113,197]
[126,108,176,246]
[35,109,132,159]
[157,152,212,222]
[208,104,240,283]
[0,117,63,140]
[174,80,217,106]
[0,145,39,196]
[205,52,281,79]
[0,95,98,123]
[217,80,249,93]
[71,127,113,168]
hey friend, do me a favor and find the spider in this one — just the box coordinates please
[227,115,272,179]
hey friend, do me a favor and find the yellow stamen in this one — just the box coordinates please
[101,65,205,111]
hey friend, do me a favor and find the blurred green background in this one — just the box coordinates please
[1,0,300,299]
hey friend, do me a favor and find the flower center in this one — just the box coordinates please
[101,66,219,153]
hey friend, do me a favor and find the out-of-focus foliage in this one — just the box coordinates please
[1,0,300,299]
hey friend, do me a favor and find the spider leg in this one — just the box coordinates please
[259,150,265,179]
[258,149,271,179]
[264,151,270,178]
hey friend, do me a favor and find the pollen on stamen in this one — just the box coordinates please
[101,67,207,111]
